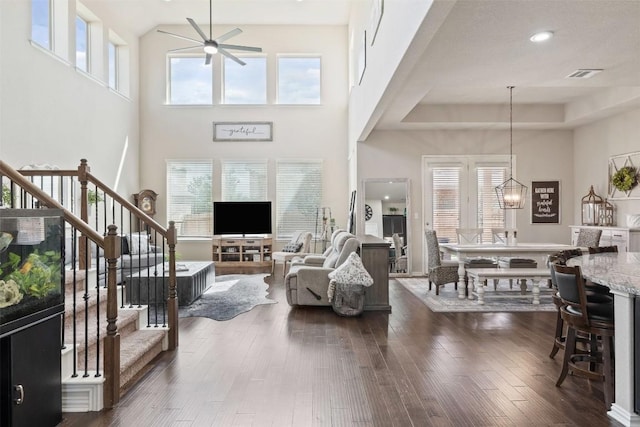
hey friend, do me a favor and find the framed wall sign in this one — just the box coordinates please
[531,180,561,224]
[213,122,273,142]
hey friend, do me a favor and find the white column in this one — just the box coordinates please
[608,290,640,427]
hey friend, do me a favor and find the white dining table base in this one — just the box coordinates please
[437,243,579,300]
[465,268,551,305]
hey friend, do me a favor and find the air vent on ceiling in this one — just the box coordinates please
[566,69,603,79]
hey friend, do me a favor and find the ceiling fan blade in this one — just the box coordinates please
[214,28,243,43]
[218,44,262,53]
[157,29,202,44]
[219,49,246,66]
[187,18,209,41]
[205,54,212,65]
[168,45,203,53]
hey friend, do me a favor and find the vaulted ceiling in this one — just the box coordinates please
[84,0,640,131]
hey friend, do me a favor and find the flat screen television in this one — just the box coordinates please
[213,201,272,236]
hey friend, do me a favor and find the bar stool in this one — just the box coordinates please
[553,264,615,410]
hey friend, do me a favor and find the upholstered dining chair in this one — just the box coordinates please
[576,228,602,247]
[392,233,407,273]
[425,230,459,295]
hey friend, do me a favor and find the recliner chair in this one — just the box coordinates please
[285,232,360,306]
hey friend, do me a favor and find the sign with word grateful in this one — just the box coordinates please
[531,181,560,224]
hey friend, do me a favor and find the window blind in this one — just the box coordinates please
[221,160,268,201]
[166,160,213,237]
[477,166,507,242]
[276,159,322,240]
[432,167,460,244]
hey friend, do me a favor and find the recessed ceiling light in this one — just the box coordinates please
[384,195,389,200]
[530,31,554,43]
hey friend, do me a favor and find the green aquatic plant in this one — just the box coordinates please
[0,250,61,299]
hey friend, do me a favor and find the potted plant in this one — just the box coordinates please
[389,207,399,214]
[612,166,638,192]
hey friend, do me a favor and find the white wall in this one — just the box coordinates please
[139,24,349,260]
[573,108,640,225]
[0,0,140,196]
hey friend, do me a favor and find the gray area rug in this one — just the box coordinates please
[179,274,276,321]
[396,277,556,313]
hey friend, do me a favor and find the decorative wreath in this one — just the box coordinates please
[612,166,638,192]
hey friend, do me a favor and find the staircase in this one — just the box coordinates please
[0,159,179,411]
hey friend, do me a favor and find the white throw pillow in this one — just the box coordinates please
[127,232,150,255]
[328,252,373,287]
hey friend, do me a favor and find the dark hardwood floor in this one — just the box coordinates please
[60,269,622,426]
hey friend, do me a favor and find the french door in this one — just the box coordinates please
[423,155,513,245]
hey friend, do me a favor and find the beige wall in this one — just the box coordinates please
[139,24,350,260]
[0,0,140,196]
[358,128,575,272]
[573,109,640,225]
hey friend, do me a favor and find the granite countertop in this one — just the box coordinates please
[567,252,640,295]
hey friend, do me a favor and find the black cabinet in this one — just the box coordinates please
[382,215,406,241]
[0,315,62,427]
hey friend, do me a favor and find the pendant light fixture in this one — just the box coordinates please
[495,86,528,209]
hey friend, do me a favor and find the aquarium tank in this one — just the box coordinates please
[0,209,65,336]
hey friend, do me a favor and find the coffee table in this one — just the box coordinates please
[125,261,215,306]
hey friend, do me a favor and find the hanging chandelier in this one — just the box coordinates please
[495,86,528,209]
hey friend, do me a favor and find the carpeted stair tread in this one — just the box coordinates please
[64,307,140,350]
[119,329,165,386]
[64,286,106,320]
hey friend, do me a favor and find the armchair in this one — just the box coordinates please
[271,231,313,276]
[285,232,360,306]
[425,230,459,295]
[290,229,345,268]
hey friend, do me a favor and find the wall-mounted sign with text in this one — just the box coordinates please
[531,180,560,224]
[213,122,273,142]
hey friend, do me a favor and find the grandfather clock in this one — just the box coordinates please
[134,189,158,217]
[133,189,158,232]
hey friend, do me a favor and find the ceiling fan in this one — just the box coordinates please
[157,0,262,66]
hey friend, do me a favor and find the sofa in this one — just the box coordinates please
[67,232,164,287]
[284,231,360,306]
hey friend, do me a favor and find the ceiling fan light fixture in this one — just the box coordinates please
[530,31,554,43]
[203,44,218,54]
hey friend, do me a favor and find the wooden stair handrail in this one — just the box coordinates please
[0,160,104,245]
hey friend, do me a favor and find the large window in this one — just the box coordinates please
[167,160,213,237]
[277,56,321,104]
[168,56,212,105]
[31,0,51,49]
[223,57,267,104]
[75,16,89,72]
[221,160,268,201]
[276,160,322,240]
[424,156,509,244]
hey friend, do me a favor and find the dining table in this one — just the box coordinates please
[567,252,640,427]
[439,242,580,299]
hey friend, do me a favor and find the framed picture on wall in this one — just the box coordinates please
[531,180,561,224]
